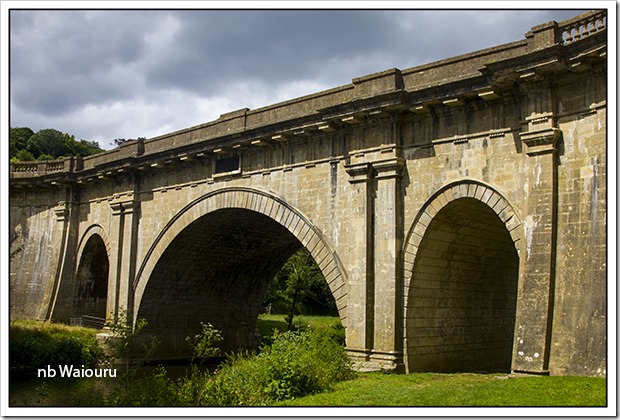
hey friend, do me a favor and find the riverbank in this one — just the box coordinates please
[8,316,607,408]
[8,315,349,407]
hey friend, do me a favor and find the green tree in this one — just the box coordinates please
[36,153,55,161]
[13,149,35,162]
[26,128,66,159]
[74,139,104,156]
[10,127,104,161]
[9,127,34,159]
[265,248,337,330]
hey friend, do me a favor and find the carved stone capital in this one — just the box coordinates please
[121,200,140,215]
[373,157,404,180]
[345,157,404,184]
[110,200,140,216]
[520,112,562,156]
[345,161,374,184]
[110,202,124,216]
[54,206,69,222]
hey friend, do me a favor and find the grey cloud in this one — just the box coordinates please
[10,10,150,114]
[141,9,588,96]
[142,10,400,94]
[369,10,588,70]
[9,8,591,145]
[11,10,148,73]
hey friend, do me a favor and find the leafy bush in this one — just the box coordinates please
[11,318,352,406]
[106,366,177,407]
[185,322,223,364]
[179,328,353,406]
[9,320,105,369]
[293,316,346,346]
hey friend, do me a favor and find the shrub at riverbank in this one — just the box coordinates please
[109,326,353,406]
[9,320,105,371]
[176,329,353,406]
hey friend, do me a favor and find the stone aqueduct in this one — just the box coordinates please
[9,11,607,376]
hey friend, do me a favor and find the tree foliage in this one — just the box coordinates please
[263,248,337,328]
[9,127,33,157]
[9,126,104,162]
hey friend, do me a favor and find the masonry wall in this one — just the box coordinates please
[64,132,366,358]
[9,188,69,320]
[551,68,607,377]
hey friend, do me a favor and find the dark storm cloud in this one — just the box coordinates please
[384,9,588,68]
[8,7,590,145]
[10,10,149,114]
[142,10,400,95]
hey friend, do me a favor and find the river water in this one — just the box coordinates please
[9,364,204,407]
[10,371,112,406]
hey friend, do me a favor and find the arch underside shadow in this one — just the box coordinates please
[50,225,111,323]
[404,181,522,373]
[133,188,348,360]
[73,232,109,319]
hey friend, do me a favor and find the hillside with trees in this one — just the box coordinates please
[9,127,104,162]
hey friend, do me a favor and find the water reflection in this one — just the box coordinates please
[9,364,211,407]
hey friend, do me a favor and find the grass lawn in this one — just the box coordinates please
[259,314,606,407]
[278,371,606,407]
[256,315,606,408]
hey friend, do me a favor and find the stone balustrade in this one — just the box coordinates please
[10,157,79,178]
[560,10,606,45]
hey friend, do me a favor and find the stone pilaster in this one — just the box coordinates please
[107,199,140,324]
[45,187,80,323]
[41,202,71,320]
[513,112,561,373]
[343,161,376,366]
[345,155,405,372]
[369,157,405,372]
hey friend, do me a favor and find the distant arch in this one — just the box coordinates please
[73,225,111,320]
[75,225,111,267]
[403,181,523,281]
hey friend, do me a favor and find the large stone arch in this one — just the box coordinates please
[403,180,523,373]
[132,187,348,358]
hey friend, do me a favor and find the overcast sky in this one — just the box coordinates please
[8,5,591,149]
